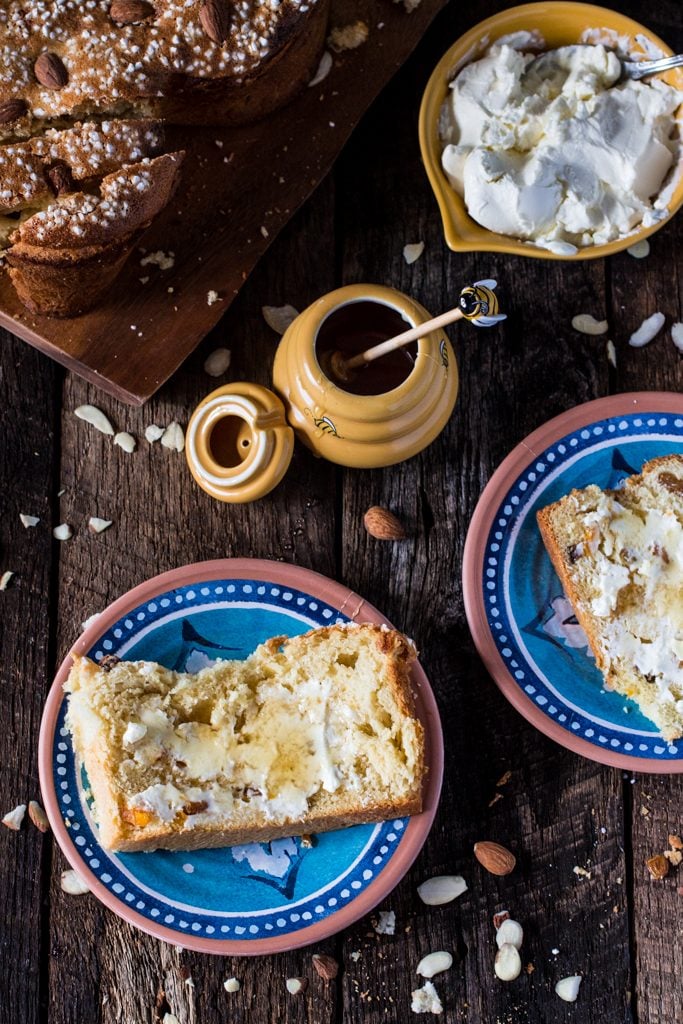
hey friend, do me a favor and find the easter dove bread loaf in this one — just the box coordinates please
[65,623,426,852]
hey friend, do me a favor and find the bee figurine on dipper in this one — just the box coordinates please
[458,279,506,327]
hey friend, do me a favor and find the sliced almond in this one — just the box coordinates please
[403,242,424,265]
[161,421,185,452]
[204,348,232,377]
[0,570,14,591]
[28,800,50,833]
[309,51,333,87]
[114,431,136,453]
[60,869,90,895]
[555,975,582,1002]
[285,977,308,995]
[262,304,299,335]
[2,804,26,830]
[53,523,73,541]
[145,424,165,443]
[74,405,115,435]
[20,514,40,528]
[223,977,240,993]
[571,314,608,336]
[672,323,683,353]
[417,874,467,906]
[88,517,112,534]
[416,951,453,978]
[607,339,617,367]
[626,239,650,259]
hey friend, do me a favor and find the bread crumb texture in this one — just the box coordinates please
[65,623,425,851]
[537,455,683,740]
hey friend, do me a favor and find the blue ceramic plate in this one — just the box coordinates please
[39,560,443,954]
[463,393,683,772]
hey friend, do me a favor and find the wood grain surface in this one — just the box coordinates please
[1,1,682,1022]
[0,0,448,407]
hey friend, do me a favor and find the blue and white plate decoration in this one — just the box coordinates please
[41,561,442,953]
[464,394,683,772]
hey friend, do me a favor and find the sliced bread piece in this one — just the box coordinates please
[537,455,683,740]
[65,623,426,852]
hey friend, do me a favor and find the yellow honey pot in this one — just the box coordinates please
[272,284,459,469]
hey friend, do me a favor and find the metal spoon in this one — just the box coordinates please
[524,50,683,83]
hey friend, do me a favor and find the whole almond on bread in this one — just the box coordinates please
[109,0,155,23]
[199,0,231,44]
[34,52,68,90]
[474,841,516,876]
[364,506,406,540]
[0,99,28,125]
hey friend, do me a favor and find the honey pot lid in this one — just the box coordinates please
[185,382,294,503]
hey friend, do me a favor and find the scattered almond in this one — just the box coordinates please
[20,514,40,528]
[555,975,582,1002]
[626,239,650,259]
[162,1015,181,1024]
[411,980,443,1014]
[2,804,26,830]
[629,312,665,348]
[145,424,165,443]
[223,977,240,993]
[312,954,339,980]
[204,348,231,377]
[474,840,516,876]
[0,99,28,125]
[285,977,308,996]
[110,0,155,23]
[114,431,136,453]
[417,874,467,906]
[328,21,369,53]
[571,314,608,336]
[199,0,230,43]
[53,523,73,541]
[0,570,14,591]
[496,919,523,950]
[88,517,112,534]
[492,910,510,930]
[28,801,50,833]
[494,943,522,982]
[309,51,333,87]
[403,242,424,265]
[262,304,299,334]
[672,323,683,353]
[74,404,115,435]
[646,854,669,879]
[161,421,185,452]
[607,339,617,367]
[60,869,90,895]
[416,951,453,979]
[364,506,406,540]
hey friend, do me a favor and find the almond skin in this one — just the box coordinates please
[0,99,28,125]
[364,506,406,540]
[34,52,68,89]
[199,0,231,44]
[46,163,74,196]
[474,840,516,876]
[312,954,338,981]
[110,0,155,23]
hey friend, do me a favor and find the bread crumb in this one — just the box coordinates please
[411,981,443,1014]
[140,250,174,270]
[207,289,220,305]
[328,21,369,53]
[373,910,395,935]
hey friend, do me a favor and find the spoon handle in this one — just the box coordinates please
[623,53,683,80]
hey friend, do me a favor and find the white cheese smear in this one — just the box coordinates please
[440,43,683,249]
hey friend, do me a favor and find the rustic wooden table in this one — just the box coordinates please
[2,1,682,1022]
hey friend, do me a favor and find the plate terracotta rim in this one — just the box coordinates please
[38,557,444,955]
[462,392,683,774]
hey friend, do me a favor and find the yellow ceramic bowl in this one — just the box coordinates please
[419,1,683,260]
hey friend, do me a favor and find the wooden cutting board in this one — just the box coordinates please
[0,0,449,406]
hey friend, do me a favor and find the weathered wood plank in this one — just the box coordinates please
[0,335,59,1024]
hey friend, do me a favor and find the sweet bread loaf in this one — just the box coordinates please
[537,455,683,740]
[5,149,184,316]
[0,0,330,137]
[65,623,426,852]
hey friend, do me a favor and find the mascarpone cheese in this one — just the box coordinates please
[440,43,683,248]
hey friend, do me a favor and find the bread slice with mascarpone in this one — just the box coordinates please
[537,455,683,740]
[65,623,425,852]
